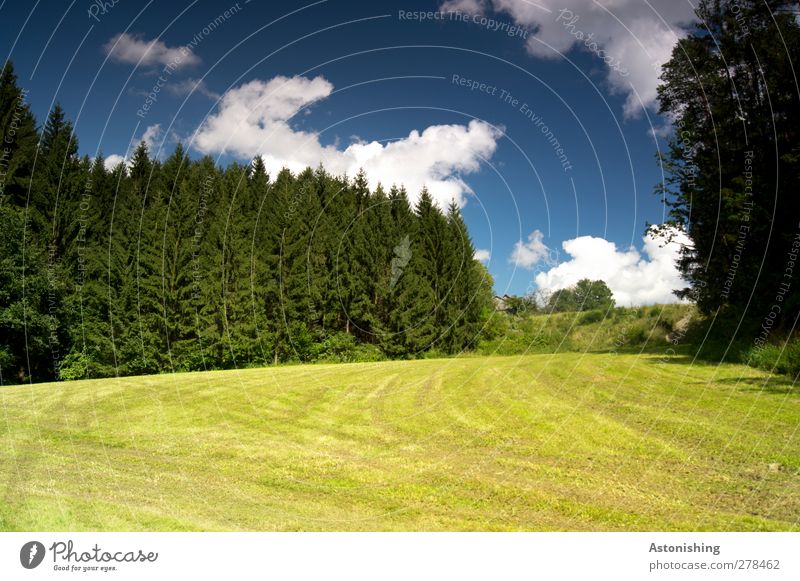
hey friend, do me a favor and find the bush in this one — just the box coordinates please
[578,309,605,325]
[745,340,800,378]
[350,343,387,362]
[422,348,447,359]
[315,333,388,363]
[59,350,90,381]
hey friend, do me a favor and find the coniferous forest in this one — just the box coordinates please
[0,62,494,384]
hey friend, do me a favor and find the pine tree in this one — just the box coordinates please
[442,201,491,352]
[0,61,38,207]
[0,71,497,377]
[0,202,61,383]
[657,0,800,320]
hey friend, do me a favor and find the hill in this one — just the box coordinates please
[1,352,797,531]
[478,303,694,355]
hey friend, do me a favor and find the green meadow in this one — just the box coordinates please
[1,352,798,531]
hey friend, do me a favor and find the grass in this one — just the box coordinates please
[1,352,798,531]
[477,303,694,355]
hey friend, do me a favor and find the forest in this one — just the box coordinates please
[2,1,800,384]
[0,62,493,383]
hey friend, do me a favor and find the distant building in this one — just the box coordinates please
[493,294,513,312]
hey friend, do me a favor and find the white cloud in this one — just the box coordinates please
[510,229,550,268]
[534,226,690,306]
[103,154,127,171]
[139,123,164,151]
[191,75,502,207]
[166,78,220,100]
[441,0,695,117]
[441,0,487,13]
[102,124,164,170]
[104,33,200,68]
[474,248,491,262]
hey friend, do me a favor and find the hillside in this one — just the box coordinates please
[478,304,694,355]
[1,352,797,531]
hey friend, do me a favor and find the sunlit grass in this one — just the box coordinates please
[1,352,798,531]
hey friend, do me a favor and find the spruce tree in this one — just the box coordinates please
[0,61,38,207]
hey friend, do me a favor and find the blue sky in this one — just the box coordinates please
[0,0,698,304]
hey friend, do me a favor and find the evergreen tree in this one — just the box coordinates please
[0,203,61,383]
[657,0,800,322]
[0,61,38,207]
[0,72,496,379]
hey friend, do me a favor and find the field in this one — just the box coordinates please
[1,352,798,531]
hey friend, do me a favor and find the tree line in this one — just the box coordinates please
[0,62,493,383]
[657,0,800,331]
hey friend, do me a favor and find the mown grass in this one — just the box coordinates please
[1,352,798,531]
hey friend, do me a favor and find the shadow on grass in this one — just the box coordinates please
[634,353,798,395]
[713,375,798,394]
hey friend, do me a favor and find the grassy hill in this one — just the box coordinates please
[1,352,798,531]
[477,304,694,356]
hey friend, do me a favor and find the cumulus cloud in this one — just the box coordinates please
[103,154,127,171]
[191,75,502,206]
[440,0,695,117]
[510,229,551,268]
[104,33,200,68]
[534,227,690,306]
[474,248,491,262]
[139,123,164,151]
[102,124,164,170]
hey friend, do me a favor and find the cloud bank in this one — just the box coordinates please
[531,227,690,306]
[191,75,502,206]
[440,0,695,117]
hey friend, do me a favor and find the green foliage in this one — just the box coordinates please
[478,304,694,355]
[578,309,605,325]
[58,350,91,381]
[745,341,800,378]
[501,294,537,316]
[547,279,615,313]
[0,66,493,382]
[657,0,800,322]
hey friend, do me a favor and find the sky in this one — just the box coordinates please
[0,0,700,305]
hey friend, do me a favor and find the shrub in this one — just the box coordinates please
[746,340,800,378]
[579,309,605,325]
[59,350,91,381]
